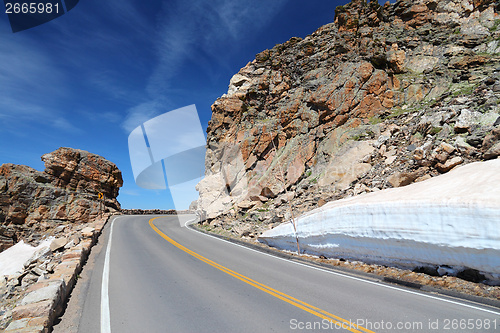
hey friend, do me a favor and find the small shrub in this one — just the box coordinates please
[309,176,319,184]
[489,19,500,32]
[352,134,363,141]
[451,84,475,97]
[430,127,442,135]
[369,115,383,125]
[387,107,408,119]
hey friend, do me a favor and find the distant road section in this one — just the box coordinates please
[69,215,499,333]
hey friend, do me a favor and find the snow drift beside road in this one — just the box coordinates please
[259,159,500,278]
[0,239,53,277]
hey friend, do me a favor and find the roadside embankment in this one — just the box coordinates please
[1,213,118,333]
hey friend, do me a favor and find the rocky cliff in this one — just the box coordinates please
[196,0,500,237]
[0,147,123,251]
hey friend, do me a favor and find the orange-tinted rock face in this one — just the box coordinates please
[41,147,123,199]
[0,147,123,251]
[198,0,500,221]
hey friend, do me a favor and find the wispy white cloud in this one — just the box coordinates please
[89,71,144,103]
[0,36,66,99]
[122,99,175,133]
[152,0,288,87]
[1,0,289,139]
[76,108,122,125]
[120,188,141,196]
[123,0,289,132]
[0,0,162,136]
[50,117,85,134]
[0,35,78,134]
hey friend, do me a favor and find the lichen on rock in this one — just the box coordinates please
[196,0,500,239]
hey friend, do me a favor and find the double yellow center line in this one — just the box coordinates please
[149,217,373,333]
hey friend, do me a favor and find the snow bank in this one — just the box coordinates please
[259,159,500,277]
[0,239,53,277]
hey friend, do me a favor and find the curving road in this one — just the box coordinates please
[54,215,500,333]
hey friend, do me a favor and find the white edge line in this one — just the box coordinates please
[101,216,120,333]
[183,217,500,316]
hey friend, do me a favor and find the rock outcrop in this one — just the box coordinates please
[0,147,123,251]
[196,0,500,237]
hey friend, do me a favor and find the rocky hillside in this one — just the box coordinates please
[0,147,123,251]
[196,0,500,237]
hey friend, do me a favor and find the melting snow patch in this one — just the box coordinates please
[259,160,500,277]
[0,238,53,277]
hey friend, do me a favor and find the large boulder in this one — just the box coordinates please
[0,148,123,251]
[41,147,122,199]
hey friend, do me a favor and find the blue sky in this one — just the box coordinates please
[0,0,349,209]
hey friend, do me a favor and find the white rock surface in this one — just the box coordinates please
[317,140,374,191]
[259,160,500,277]
[195,143,249,220]
[20,280,63,305]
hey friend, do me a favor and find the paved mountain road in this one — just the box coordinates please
[53,215,500,333]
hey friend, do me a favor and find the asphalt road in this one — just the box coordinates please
[54,214,500,333]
